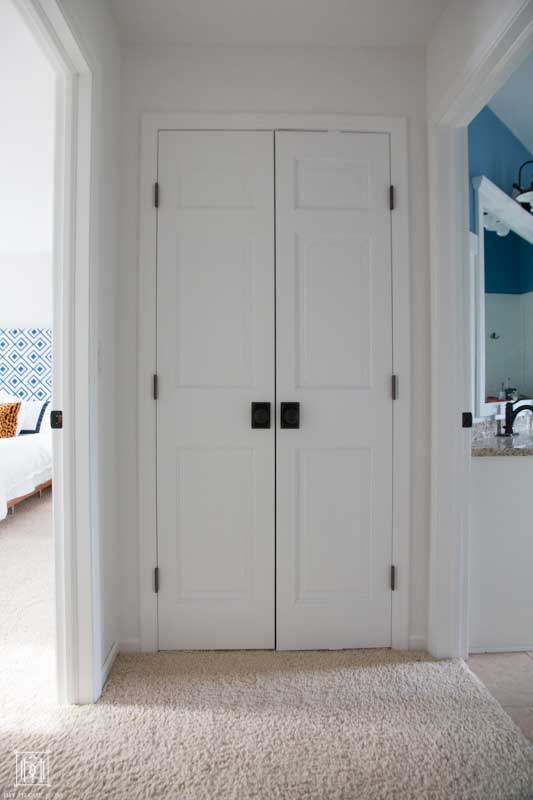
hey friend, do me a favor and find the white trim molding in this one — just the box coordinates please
[474,176,533,244]
[430,2,533,128]
[15,0,101,703]
[138,112,412,653]
[469,644,533,655]
[101,642,119,688]
[119,639,141,653]
[472,176,533,418]
[427,7,533,659]
[408,635,427,652]
[428,124,472,659]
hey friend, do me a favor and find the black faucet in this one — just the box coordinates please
[502,401,533,436]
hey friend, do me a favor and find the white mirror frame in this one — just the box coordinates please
[473,175,533,418]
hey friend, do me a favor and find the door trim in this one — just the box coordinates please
[427,4,533,659]
[15,0,100,701]
[138,113,412,652]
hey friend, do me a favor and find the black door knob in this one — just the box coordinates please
[251,402,271,429]
[280,402,300,429]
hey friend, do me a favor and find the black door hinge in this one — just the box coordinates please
[391,374,398,400]
[154,182,159,208]
[154,567,159,594]
[390,565,396,591]
[153,374,159,400]
[462,412,473,429]
[389,185,395,211]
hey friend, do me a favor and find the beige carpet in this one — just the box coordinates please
[0,488,55,705]
[1,648,533,799]
[1,494,533,797]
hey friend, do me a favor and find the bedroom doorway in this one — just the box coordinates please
[0,0,56,702]
[0,0,101,704]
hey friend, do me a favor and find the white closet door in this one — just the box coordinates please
[156,131,275,649]
[275,131,393,649]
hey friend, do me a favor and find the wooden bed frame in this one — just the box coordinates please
[7,480,52,511]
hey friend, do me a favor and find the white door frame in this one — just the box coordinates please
[14,0,101,702]
[427,4,533,658]
[138,112,412,652]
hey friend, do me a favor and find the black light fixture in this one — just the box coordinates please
[512,160,533,211]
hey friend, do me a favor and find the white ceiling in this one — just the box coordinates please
[489,53,533,155]
[110,0,448,48]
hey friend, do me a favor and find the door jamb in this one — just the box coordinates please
[427,5,533,658]
[138,113,412,652]
[14,0,100,702]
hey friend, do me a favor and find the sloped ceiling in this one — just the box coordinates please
[489,53,533,155]
[110,0,448,48]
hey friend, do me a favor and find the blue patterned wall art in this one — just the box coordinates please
[0,328,52,401]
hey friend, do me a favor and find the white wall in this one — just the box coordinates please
[0,253,52,327]
[56,0,121,674]
[0,0,54,329]
[118,44,431,650]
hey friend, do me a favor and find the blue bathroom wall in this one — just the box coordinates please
[468,106,533,294]
[519,236,533,293]
[484,231,521,294]
[468,107,531,231]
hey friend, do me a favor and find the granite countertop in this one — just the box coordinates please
[472,433,533,456]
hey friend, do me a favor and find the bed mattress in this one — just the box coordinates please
[0,432,52,520]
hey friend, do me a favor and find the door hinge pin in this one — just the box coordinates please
[154,182,159,208]
[153,373,159,400]
[154,566,159,594]
[391,374,398,400]
[389,185,395,211]
[390,565,396,591]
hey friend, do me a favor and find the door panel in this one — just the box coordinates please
[176,236,254,387]
[275,132,393,649]
[157,131,275,649]
[297,236,373,388]
[296,448,373,601]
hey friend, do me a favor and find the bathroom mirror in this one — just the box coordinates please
[473,176,533,417]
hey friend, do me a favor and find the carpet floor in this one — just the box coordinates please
[0,488,55,705]
[2,649,533,799]
[1,494,533,798]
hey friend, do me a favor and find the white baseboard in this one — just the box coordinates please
[469,644,533,654]
[408,635,427,652]
[119,638,428,655]
[101,641,119,687]
[119,638,140,653]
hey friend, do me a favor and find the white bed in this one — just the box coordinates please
[0,432,52,521]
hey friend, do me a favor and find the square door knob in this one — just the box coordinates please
[280,402,300,429]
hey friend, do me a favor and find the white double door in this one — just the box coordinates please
[156,129,393,650]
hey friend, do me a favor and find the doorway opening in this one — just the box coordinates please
[463,53,533,741]
[427,5,533,665]
[1,0,100,704]
[0,0,56,703]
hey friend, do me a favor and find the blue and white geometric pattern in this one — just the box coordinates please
[0,328,52,401]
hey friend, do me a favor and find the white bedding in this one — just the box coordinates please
[0,432,52,520]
